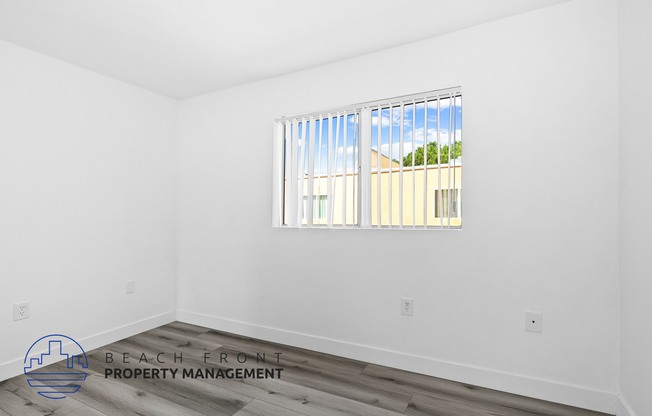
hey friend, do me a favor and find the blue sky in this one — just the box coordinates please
[286,97,462,177]
[371,97,462,166]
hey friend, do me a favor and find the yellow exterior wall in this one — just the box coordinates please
[285,165,462,228]
[370,165,462,227]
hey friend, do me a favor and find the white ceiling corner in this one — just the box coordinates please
[0,0,568,99]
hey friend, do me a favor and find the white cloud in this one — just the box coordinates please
[371,114,390,126]
[377,128,462,159]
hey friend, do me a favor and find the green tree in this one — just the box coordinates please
[402,141,462,166]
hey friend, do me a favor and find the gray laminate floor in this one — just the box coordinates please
[1,322,612,416]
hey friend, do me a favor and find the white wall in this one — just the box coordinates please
[618,0,652,415]
[0,39,178,379]
[178,0,619,412]
[0,1,625,412]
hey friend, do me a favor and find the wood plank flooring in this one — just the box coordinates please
[0,322,612,416]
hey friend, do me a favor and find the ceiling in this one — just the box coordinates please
[0,0,568,99]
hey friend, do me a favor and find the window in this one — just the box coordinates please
[434,189,461,220]
[302,195,328,221]
[272,87,462,229]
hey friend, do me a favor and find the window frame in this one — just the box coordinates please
[272,87,462,230]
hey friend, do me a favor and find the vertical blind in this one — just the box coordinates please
[272,87,462,229]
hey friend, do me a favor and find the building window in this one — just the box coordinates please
[272,87,462,229]
[303,195,328,221]
[434,189,461,220]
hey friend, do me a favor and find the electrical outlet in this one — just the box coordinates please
[13,302,30,321]
[525,311,542,333]
[125,280,136,294]
[401,298,414,316]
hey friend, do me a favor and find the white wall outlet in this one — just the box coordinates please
[401,298,414,316]
[525,311,543,333]
[13,302,30,321]
[125,280,136,294]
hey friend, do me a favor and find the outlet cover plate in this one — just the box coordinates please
[525,311,542,333]
[13,302,30,321]
[401,298,414,316]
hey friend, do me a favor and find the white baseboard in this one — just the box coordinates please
[616,395,638,416]
[177,309,617,414]
[0,311,175,382]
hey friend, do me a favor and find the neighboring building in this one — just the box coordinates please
[288,158,462,228]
